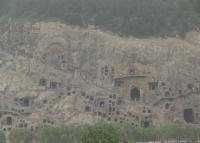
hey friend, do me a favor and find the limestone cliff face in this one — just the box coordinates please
[0,20,200,131]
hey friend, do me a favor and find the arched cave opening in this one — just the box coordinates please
[131,88,140,101]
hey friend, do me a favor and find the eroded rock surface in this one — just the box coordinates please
[0,19,200,132]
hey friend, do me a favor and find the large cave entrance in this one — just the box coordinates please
[6,117,12,125]
[131,88,140,101]
[143,121,150,128]
[184,108,194,123]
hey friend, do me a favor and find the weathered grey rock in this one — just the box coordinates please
[0,19,200,132]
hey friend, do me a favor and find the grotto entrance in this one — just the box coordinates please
[143,121,150,128]
[184,108,194,123]
[6,117,12,125]
[23,98,30,107]
[131,88,140,101]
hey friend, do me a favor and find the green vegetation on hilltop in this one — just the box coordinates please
[0,0,200,37]
[192,0,200,14]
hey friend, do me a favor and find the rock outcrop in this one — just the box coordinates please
[0,19,200,132]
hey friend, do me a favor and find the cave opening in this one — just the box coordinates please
[144,121,150,128]
[131,88,140,101]
[6,117,12,125]
[184,108,194,123]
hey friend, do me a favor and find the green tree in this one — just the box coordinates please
[0,130,5,143]
[9,129,33,143]
[81,123,120,143]
[39,125,81,143]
